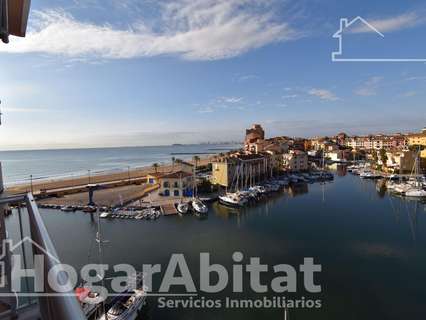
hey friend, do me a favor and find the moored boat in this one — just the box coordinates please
[219,193,247,207]
[191,198,208,214]
[176,202,189,214]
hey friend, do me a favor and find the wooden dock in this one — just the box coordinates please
[161,203,178,216]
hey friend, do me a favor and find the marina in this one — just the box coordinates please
[5,170,426,320]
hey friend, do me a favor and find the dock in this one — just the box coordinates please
[161,203,178,216]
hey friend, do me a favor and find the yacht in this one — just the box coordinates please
[191,198,208,214]
[83,206,97,213]
[100,212,111,219]
[96,273,147,320]
[405,188,426,198]
[176,202,189,214]
[61,205,76,212]
[392,183,412,195]
[360,171,382,179]
[219,193,247,207]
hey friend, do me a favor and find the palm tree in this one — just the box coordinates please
[152,163,159,173]
[192,156,200,197]
[171,156,176,173]
[192,155,200,170]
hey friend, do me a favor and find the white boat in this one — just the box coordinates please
[392,183,412,195]
[219,193,247,207]
[250,185,266,194]
[176,202,189,214]
[100,212,111,219]
[61,205,76,212]
[360,171,382,179]
[97,286,146,320]
[96,273,147,320]
[402,152,426,199]
[191,198,208,214]
[405,188,426,198]
[97,287,146,320]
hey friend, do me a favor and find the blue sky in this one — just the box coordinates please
[1,0,426,150]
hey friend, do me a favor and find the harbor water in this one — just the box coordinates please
[6,170,426,319]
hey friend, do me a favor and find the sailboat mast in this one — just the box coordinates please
[96,211,108,320]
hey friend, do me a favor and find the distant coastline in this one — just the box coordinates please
[0,143,241,186]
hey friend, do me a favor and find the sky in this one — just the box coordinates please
[1,0,426,150]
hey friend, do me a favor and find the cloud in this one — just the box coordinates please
[2,106,49,113]
[236,74,258,82]
[308,88,339,101]
[220,96,243,103]
[1,1,300,61]
[197,106,214,114]
[401,91,417,97]
[282,94,298,99]
[196,95,246,113]
[354,76,383,96]
[350,12,425,34]
[405,76,426,81]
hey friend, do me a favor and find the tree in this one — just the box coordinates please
[192,155,200,169]
[171,156,176,172]
[192,156,200,197]
[152,163,159,173]
[379,148,388,167]
[372,151,378,164]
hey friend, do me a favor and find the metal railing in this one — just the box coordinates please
[0,193,86,320]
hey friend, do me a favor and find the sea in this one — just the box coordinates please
[0,144,241,186]
[5,168,426,319]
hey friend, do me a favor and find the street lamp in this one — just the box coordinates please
[88,169,91,184]
[30,174,33,194]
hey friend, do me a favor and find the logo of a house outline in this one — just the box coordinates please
[332,16,426,62]
[0,237,60,289]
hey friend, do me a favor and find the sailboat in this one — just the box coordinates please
[176,173,189,214]
[191,161,208,214]
[176,202,189,215]
[78,212,147,319]
[405,151,426,198]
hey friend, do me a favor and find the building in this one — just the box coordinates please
[345,134,407,150]
[385,150,416,173]
[282,150,308,172]
[326,150,351,162]
[244,124,265,152]
[421,150,426,170]
[147,171,194,197]
[408,128,426,147]
[244,124,289,155]
[211,154,270,189]
[335,132,348,146]
[174,160,195,174]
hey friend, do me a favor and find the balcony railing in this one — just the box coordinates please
[0,192,86,320]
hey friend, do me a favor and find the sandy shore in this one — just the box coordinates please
[6,157,211,195]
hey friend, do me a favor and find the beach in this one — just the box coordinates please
[6,157,211,195]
